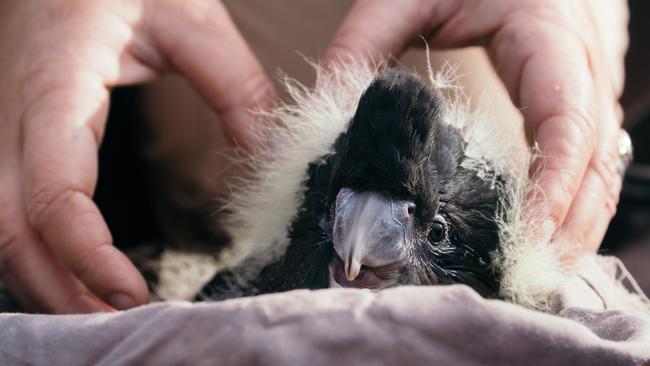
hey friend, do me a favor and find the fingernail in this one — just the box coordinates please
[107,293,139,310]
[77,292,117,314]
[542,219,556,241]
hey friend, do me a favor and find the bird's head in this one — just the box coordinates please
[322,70,502,296]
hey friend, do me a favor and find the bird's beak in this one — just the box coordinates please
[332,188,412,281]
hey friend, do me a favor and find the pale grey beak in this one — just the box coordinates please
[332,188,413,281]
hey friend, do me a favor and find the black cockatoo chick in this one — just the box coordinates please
[200,69,503,300]
[326,70,501,295]
[151,61,648,313]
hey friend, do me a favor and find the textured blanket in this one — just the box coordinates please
[1,283,649,366]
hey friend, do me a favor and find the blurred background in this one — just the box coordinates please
[91,0,650,296]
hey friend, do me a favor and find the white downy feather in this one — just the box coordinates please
[158,58,648,312]
[213,59,380,285]
[208,58,567,309]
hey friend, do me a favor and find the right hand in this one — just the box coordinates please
[0,0,274,313]
[323,0,628,260]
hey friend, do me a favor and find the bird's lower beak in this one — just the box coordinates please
[332,188,413,283]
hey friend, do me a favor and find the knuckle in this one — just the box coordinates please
[533,108,598,217]
[18,57,73,102]
[533,151,583,222]
[543,169,578,220]
[0,203,21,274]
[325,27,376,65]
[170,0,216,28]
[605,200,618,219]
[217,70,273,115]
[537,104,597,156]
[18,48,103,107]
[562,107,598,149]
[0,230,19,276]
[415,0,437,25]
[74,242,113,286]
[326,39,362,64]
[26,187,81,229]
[240,70,275,110]
[588,155,620,218]
[18,64,104,143]
[536,134,582,179]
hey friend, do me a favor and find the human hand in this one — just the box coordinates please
[0,0,273,313]
[323,0,629,259]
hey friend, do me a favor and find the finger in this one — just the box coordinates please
[489,21,600,239]
[0,170,109,313]
[553,148,622,260]
[322,0,439,65]
[2,228,112,314]
[145,0,275,152]
[322,0,505,65]
[21,72,148,310]
[549,17,623,256]
[471,4,620,243]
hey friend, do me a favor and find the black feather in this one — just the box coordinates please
[202,69,504,300]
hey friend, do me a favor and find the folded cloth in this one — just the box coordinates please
[550,255,650,314]
[1,285,649,366]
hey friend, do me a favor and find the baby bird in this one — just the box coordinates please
[201,67,512,300]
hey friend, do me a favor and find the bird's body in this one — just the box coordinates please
[148,60,650,314]
[157,60,570,310]
[199,66,517,301]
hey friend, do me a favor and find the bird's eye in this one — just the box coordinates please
[429,214,448,243]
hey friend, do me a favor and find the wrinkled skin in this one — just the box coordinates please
[0,0,274,313]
